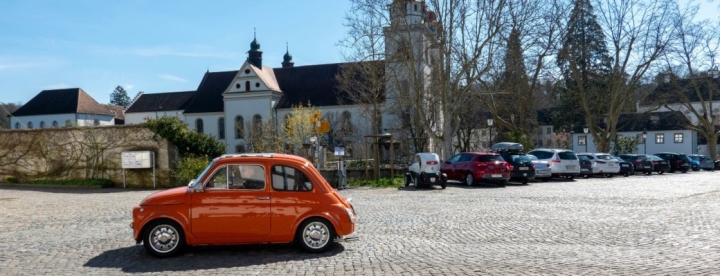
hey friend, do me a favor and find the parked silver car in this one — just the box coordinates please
[527,154,551,181]
[527,149,581,179]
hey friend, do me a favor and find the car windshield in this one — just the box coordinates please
[578,155,590,161]
[512,155,532,163]
[193,159,217,187]
[688,155,699,161]
[613,156,626,162]
[678,154,690,161]
[648,155,663,161]
[558,151,577,160]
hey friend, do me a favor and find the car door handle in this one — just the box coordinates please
[256,196,270,200]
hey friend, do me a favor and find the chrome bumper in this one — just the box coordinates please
[338,232,359,242]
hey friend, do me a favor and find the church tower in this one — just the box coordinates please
[383,0,441,151]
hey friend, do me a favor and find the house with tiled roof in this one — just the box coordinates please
[124,91,195,123]
[10,88,124,129]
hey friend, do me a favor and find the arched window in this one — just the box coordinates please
[253,114,262,136]
[39,121,45,128]
[27,122,33,129]
[245,81,250,91]
[235,116,245,139]
[196,118,204,133]
[341,111,352,133]
[218,117,225,139]
[52,121,58,128]
[15,122,20,129]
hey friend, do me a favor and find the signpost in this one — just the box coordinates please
[334,146,346,189]
[121,151,155,188]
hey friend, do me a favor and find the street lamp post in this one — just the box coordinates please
[642,131,647,154]
[583,126,589,153]
[487,113,494,148]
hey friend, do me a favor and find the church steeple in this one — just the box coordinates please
[248,29,263,68]
[282,42,294,68]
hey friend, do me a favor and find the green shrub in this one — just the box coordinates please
[347,176,404,188]
[172,157,210,187]
[144,116,225,160]
[7,177,19,184]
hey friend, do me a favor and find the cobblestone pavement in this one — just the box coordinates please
[1,171,719,275]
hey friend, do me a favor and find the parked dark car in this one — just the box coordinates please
[647,154,669,174]
[687,154,714,171]
[578,155,593,178]
[613,156,634,177]
[492,142,536,184]
[654,152,691,173]
[618,154,654,175]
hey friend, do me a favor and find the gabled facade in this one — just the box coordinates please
[10,88,123,129]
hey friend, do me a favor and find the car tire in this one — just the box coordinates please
[659,171,664,175]
[441,182,446,189]
[465,173,474,186]
[296,218,335,253]
[521,178,528,185]
[582,174,589,179]
[681,169,688,173]
[414,175,421,189]
[498,180,506,187]
[567,175,575,180]
[623,173,629,177]
[404,175,410,187]
[143,219,185,258]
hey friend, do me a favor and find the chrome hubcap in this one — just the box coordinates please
[466,174,473,186]
[303,222,329,249]
[149,224,178,253]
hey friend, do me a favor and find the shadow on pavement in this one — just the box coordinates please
[84,243,346,273]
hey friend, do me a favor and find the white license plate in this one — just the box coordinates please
[519,167,528,170]
[491,174,502,178]
[621,164,628,167]
[430,177,436,182]
[644,166,651,168]
[581,169,588,172]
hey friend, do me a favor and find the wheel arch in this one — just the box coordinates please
[135,211,190,244]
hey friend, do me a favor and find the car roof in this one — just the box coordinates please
[530,148,572,152]
[459,152,500,155]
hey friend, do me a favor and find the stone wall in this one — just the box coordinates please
[0,125,177,187]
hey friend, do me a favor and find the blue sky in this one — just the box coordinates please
[0,0,352,105]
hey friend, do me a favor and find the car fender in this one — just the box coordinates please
[292,209,347,236]
[133,207,190,242]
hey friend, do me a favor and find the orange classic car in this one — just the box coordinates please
[131,153,358,257]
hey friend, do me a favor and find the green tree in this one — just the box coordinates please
[110,85,131,107]
[555,0,612,133]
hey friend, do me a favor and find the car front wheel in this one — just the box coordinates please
[143,219,185,258]
[465,173,474,186]
[297,218,335,253]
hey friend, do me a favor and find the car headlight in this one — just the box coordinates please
[345,208,357,223]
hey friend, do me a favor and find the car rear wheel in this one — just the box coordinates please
[465,173,474,186]
[404,175,410,187]
[414,175,421,189]
[143,219,185,258]
[296,218,335,253]
[659,171,664,175]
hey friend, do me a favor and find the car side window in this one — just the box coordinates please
[227,164,266,190]
[272,165,313,191]
[459,154,473,162]
[206,166,228,190]
[448,154,461,163]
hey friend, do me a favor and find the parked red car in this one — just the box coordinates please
[441,152,512,187]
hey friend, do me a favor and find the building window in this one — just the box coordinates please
[341,111,352,133]
[235,116,245,138]
[245,81,250,91]
[93,119,100,126]
[546,127,551,134]
[656,133,664,144]
[27,122,33,129]
[579,135,587,145]
[39,121,45,128]
[52,121,58,128]
[196,118,204,133]
[15,122,20,129]
[235,144,246,153]
[65,120,73,127]
[252,114,262,136]
[218,117,225,140]
[674,133,683,143]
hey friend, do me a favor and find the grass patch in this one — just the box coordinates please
[348,176,405,188]
[20,179,115,187]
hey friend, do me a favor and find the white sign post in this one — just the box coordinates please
[121,151,155,188]
[334,147,346,190]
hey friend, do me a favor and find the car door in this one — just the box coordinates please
[190,164,271,239]
[443,154,462,180]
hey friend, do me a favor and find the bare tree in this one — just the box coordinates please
[650,4,720,160]
[559,0,675,152]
